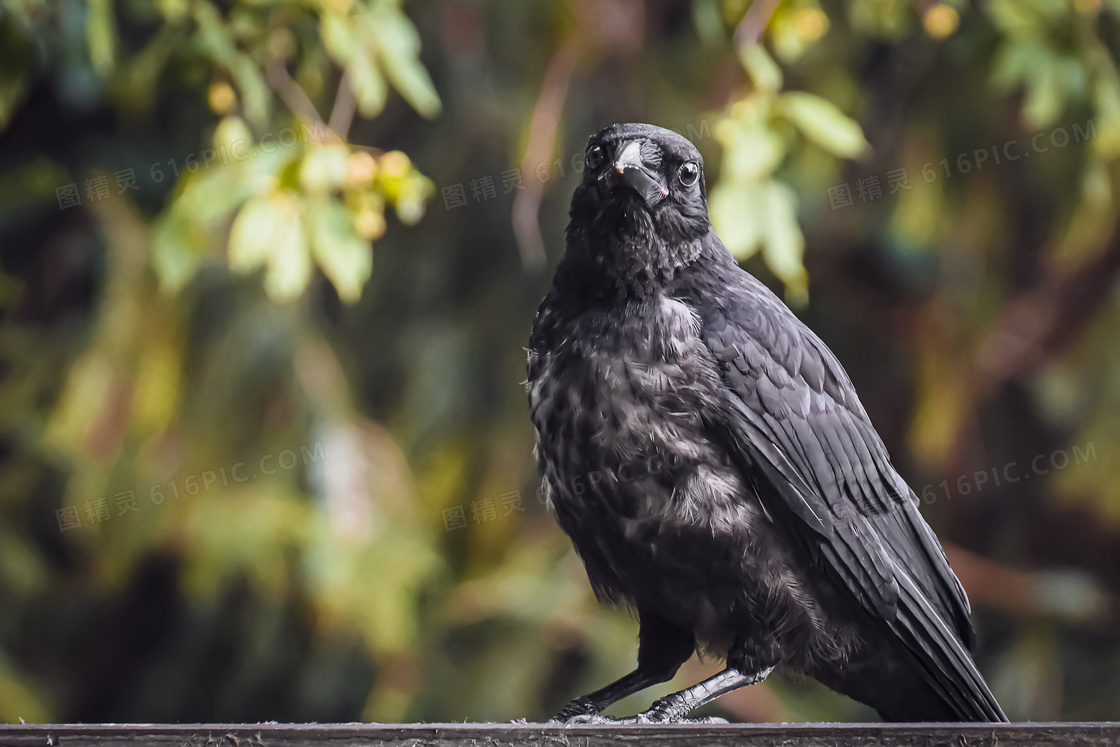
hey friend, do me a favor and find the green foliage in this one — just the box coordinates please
[3,0,437,306]
[710,42,867,300]
[0,0,444,724]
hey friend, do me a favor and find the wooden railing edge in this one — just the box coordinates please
[1,721,1119,746]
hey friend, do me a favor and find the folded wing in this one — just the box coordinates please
[692,252,1005,722]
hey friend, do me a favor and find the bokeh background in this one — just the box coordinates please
[2,0,1120,725]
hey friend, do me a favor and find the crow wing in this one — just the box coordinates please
[686,244,1005,722]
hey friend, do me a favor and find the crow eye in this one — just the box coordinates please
[679,161,700,187]
[586,144,605,172]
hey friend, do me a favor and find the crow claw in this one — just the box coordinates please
[551,709,728,726]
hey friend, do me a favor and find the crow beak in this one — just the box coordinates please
[604,140,669,202]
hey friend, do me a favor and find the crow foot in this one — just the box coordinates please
[548,695,599,724]
[552,694,729,725]
[557,711,728,725]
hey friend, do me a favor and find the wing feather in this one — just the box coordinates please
[690,250,1004,721]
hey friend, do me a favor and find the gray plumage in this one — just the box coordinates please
[527,122,1006,723]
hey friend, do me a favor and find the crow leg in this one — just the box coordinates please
[551,669,670,723]
[639,665,774,722]
[550,611,693,723]
[563,666,774,724]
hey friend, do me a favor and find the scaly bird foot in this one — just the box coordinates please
[560,713,727,725]
[548,696,601,724]
[555,706,728,725]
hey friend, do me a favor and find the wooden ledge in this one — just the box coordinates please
[1,722,1119,747]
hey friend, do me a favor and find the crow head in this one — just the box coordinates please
[565,123,710,292]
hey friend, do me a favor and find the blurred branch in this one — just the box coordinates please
[512,39,578,272]
[329,71,357,140]
[734,0,781,47]
[266,60,343,144]
[977,225,1120,387]
[932,221,1120,493]
[945,543,1120,631]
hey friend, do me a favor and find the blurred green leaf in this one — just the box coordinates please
[0,15,34,130]
[349,49,389,118]
[986,0,1068,34]
[1092,74,1120,158]
[992,39,1085,129]
[778,91,869,159]
[308,198,373,303]
[229,192,312,302]
[371,7,442,119]
[321,11,358,63]
[154,0,189,24]
[0,655,50,724]
[193,0,270,128]
[152,213,205,293]
[301,145,351,194]
[770,4,831,62]
[86,0,117,77]
[760,180,808,300]
[709,182,762,260]
[739,43,783,93]
[717,119,786,182]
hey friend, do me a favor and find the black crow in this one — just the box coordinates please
[527,123,1007,724]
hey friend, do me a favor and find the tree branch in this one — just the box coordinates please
[266,60,343,144]
[328,70,357,140]
[734,0,781,47]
